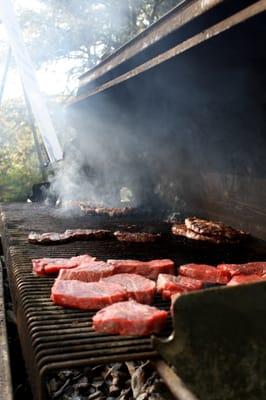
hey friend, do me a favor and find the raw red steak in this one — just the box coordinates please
[107,259,175,280]
[92,300,168,336]
[32,254,95,276]
[51,279,127,310]
[179,263,230,284]
[102,274,155,304]
[217,262,266,277]
[58,261,115,282]
[227,274,266,286]
[157,274,203,299]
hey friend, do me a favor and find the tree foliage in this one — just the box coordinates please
[0,101,42,202]
[18,0,178,78]
[0,0,179,202]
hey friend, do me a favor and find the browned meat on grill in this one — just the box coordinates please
[60,200,87,209]
[217,262,266,277]
[32,254,95,276]
[80,205,135,217]
[79,204,98,215]
[179,263,230,284]
[65,229,111,239]
[28,229,111,244]
[102,274,156,304]
[157,273,203,299]
[95,207,135,217]
[29,232,63,244]
[51,279,127,310]
[227,274,266,286]
[92,300,168,336]
[171,224,239,244]
[113,231,161,243]
[58,261,115,282]
[185,217,248,239]
[107,259,175,280]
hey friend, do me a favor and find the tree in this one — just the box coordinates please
[0,0,179,202]
[0,100,42,202]
[17,0,179,81]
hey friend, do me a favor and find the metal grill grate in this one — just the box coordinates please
[1,203,264,400]
[1,204,177,400]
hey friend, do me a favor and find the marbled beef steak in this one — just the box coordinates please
[92,300,168,336]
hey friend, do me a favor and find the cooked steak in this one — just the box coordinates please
[58,261,115,282]
[80,205,135,217]
[102,274,156,304]
[185,217,247,239]
[96,207,135,217]
[65,229,111,239]
[29,232,63,244]
[79,204,98,215]
[114,231,161,243]
[28,229,111,244]
[157,273,203,299]
[217,262,266,277]
[51,279,127,310]
[92,300,168,336]
[179,263,230,284]
[227,274,266,286]
[60,200,87,209]
[32,254,95,276]
[107,259,175,280]
[171,224,238,244]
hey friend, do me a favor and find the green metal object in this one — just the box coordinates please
[153,281,266,400]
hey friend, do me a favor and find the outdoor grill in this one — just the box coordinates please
[0,1,266,399]
[1,203,266,400]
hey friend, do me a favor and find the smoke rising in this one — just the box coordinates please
[49,100,159,211]
[49,14,266,221]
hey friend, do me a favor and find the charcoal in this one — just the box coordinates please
[45,360,173,400]
[62,393,82,400]
[82,366,92,375]
[136,394,148,400]
[73,376,89,390]
[88,390,105,400]
[109,384,120,396]
[126,361,148,398]
[47,378,59,394]
[91,378,105,391]
[89,386,96,394]
[52,379,71,399]
[58,370,74,380]
[118,387,131,400]
[104,363,121,378]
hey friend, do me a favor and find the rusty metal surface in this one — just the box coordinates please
[0,258,13,400]
[67,0,266,107]
[153,282,266,400]
[78,0,223,87]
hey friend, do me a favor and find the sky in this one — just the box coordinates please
[0,0,75,100]
[1,58,78,100]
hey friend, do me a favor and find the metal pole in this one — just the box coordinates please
[22,85,47,181]
[0,47,12,106]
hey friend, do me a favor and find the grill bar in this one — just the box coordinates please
[1,203,265,399]
[0,204,175,400]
